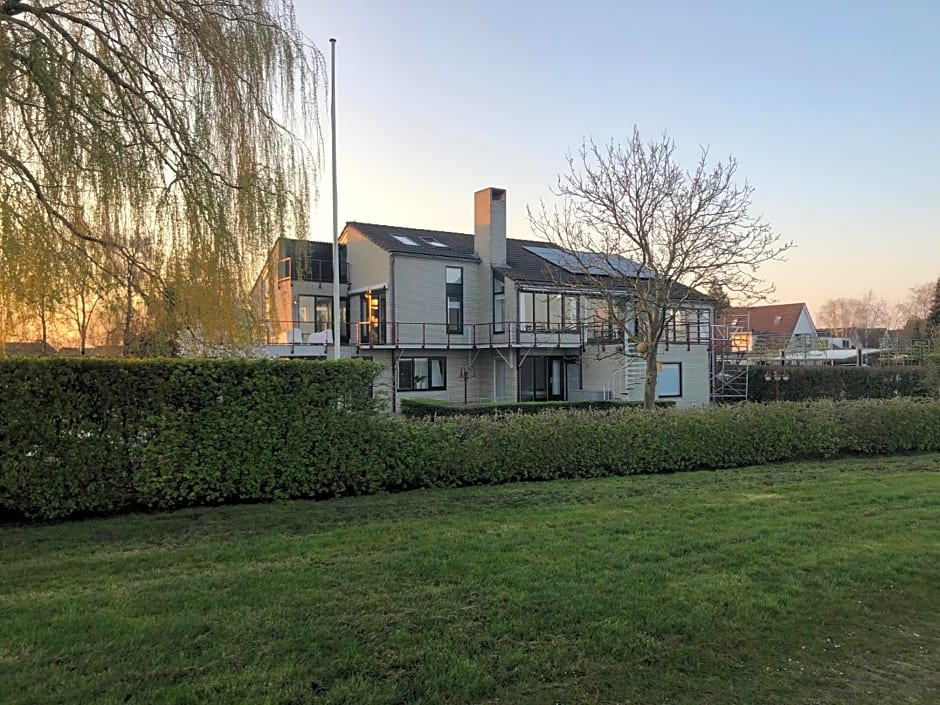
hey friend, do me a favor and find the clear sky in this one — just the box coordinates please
[296,0,939,315]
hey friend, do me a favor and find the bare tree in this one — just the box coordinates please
[817,298,858,338]
[896,282,936,335]
[818,291,894,347]
[529,128,793,409]
[0,1,323,346]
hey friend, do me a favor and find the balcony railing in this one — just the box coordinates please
[256,319,713,350]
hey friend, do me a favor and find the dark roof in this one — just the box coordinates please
[346,222,712,302]
[347,223,480,261]
[508,238,710,302]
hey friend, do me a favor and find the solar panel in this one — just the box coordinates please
[522,245,651,278]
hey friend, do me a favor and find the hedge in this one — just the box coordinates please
[4,357,940,521]
[399,398,676,417]
[747,365,927,402]
[0,357,381,519]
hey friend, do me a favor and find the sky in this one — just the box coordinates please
[296,0,940,316]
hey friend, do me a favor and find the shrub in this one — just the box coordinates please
[4,358,940,522]
[0,358,380,519]
[747,366,927,402]
[399,398,676,418]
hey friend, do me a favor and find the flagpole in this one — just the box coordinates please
[330,38,341,360]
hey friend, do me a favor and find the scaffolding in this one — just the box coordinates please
[876,334,934,366]
[710,312,750,402]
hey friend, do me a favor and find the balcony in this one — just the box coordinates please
[353,321,584,349]
[256,319,713,354]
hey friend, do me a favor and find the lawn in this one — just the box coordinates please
[1,455,939,705]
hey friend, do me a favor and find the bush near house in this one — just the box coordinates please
[4,358,940,521]
[399,398,676,417]
[747,365,927,402]
[0,357,381,519]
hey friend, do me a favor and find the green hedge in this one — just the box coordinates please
[0,358,381,519]
[399,398,676,417]
[747,366,927,402]
[4,357,940,521]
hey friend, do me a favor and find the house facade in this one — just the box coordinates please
[255,188,715,411]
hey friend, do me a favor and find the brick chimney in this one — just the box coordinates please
[474,187,507,267]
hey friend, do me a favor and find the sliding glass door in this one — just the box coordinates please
[519,355,565,402]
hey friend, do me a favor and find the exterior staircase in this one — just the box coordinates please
[602,341,647,400]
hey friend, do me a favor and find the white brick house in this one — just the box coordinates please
[254,188,716,411]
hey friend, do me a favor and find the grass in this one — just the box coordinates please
[1,455,939,704]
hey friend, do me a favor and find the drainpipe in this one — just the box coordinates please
[390,254,396,412]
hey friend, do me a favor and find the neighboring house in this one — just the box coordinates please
[722,303,819,359]
[255,188,715,410]
[816,328,863,351]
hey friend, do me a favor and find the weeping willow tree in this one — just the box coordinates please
[0,0,323,351]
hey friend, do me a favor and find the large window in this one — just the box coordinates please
[657,362,682,398]
[359,290,386,345]
[493,275,505,334]
[518,291,580,331]
[446,267,463,334]
[298,295,350,343]
[398,357,447,391]
[584,297,626,341]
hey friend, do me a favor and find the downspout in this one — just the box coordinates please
[390,253,396,412]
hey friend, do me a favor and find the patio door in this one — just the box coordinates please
[519,355,565,402]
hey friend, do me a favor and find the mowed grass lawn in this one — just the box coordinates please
[2,455,939,705]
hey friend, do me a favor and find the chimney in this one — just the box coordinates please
[474,187,507,267]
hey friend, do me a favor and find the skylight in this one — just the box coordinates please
[773,315,783,325]
[421,236,450,248]
[392,234,419,246]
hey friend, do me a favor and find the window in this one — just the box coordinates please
[584,297,621,341]
[359,290,386,344]
[446,266,463,334]
[773,315,783,325]
[518,291,533,331]
[657,362,682,398]
[493,274,505,333]
[548,294,563,328]
[298,296,350,343]
[518,291,581,332]
[563,295,580,331]
[494,357,507,400]
[298,295,316,323]
[421,236,449,248]
[392,234,419,246]
[398,357,447,391]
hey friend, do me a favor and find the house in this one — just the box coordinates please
[816,328,863,351]
[722,303,819,359]
[254,188,716,411]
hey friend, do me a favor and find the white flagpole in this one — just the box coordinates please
[330,38,341,360]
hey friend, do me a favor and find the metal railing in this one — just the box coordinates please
[256,319,714,350]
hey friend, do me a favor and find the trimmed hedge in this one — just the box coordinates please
[4,357,940,521]
[747,365,927,402]
[399,398,676,418]
[0,357,381,519]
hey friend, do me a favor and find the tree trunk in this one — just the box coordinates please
[39,306,48,355]
[122,271,134,355]
[643,351,659,411]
